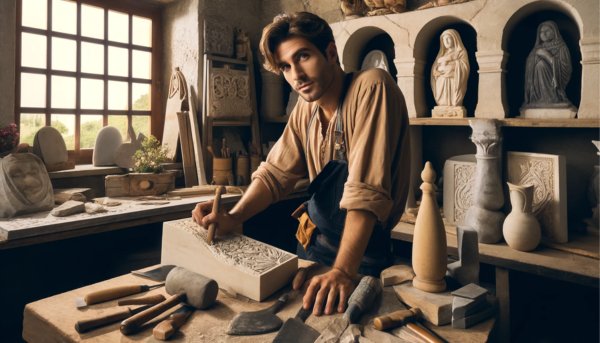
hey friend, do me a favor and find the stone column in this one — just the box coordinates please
[465,119,505,244]
[395,58,427,118]
[578,40,600,119]
[474,51,509,119]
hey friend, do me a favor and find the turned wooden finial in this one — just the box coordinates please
[420,162,437,193]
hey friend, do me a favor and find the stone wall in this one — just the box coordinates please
[0,0,16,126]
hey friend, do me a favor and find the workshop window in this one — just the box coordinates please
[16,0,162,163]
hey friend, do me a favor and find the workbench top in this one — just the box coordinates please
[23,262,496,343]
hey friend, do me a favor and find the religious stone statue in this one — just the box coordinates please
[431,29,470,118]
[361,50,389,73]
[0,153,54,218]
[520,21,576,118]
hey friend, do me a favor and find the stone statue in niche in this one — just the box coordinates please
[341,0,369,19]
[520,21,577,119]
[431,29,470,118]
[361,50,390,73]
[235,28,250,60]
[0,153,54,218]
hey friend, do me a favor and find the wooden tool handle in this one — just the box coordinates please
[206,187,224,244]
[153,307,194,340]
[118,294,166,306]
[120,291,186,335]
[75,307,132,333]
[293,267,309,290]
[373,308,422,331]
[84,285,142,305]
[406,323,445,343]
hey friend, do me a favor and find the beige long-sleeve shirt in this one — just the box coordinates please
[252,68,411,228]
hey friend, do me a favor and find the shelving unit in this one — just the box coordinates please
[409,118,599,128]
[261,116,290,123]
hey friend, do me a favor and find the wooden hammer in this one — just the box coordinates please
[374,308,445,343]
[206,186,225,245]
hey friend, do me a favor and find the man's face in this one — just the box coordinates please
[275,36,335,102]
[5,158,46,204]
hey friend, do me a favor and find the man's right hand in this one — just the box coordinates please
[191,200,240,237]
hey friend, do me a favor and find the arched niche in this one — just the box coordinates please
[357,33,398,82]
[503,7,582,117]
[341,26,392,72]
[414,17,479,117]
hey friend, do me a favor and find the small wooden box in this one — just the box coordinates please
[105,172,176,197]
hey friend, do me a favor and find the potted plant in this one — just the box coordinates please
[0,123,20,158]
[125,136,176,195]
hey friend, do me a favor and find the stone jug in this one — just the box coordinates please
[503,183,541,251]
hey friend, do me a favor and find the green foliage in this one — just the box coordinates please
[132,136,169,174]
[80,118,103,149]
[133,93,149,111]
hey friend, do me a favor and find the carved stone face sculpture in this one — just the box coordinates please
[0,153,54,218]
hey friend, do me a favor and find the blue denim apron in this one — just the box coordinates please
[296,73,393,277]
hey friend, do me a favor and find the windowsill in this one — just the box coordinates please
[48,163,183,179]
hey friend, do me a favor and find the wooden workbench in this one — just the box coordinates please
[23,262,496,343]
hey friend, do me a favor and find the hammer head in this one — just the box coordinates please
[165,267,219,310]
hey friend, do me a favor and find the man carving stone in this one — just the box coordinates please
[192,12,410,316]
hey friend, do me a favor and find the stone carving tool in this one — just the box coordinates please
[152,305,194,340]
[226,293,289,335]
[132,265,177,282]
[206,186,225,245]
[272,306,320,343]
[120,267,218,335]
[75,283,165,308]
[74,304,153,333]
[314,276,382,343]
[118,294,166,306]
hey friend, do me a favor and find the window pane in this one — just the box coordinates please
[22,0,47,30]
[82,42,104,74]
[80,115,103,149]
[51,37,76,72]
[108,10,129,44]
[132,83,150,111]
[21,73,46,108]
[81,79,104,110]
[21,33,46,69]
[81,4,104,39]
[108,46,128,77]
[108,81,128,110]
[51,76,76,108]
[107,116,127,139]
[133,116,150,138]
[52,0,76,35]
[132,16,151,47]
[20,114,46,146]
[132,50,151,79]
[51,114,75,150]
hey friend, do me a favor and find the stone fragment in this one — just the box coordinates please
[443,154,476,223]
[452,300,496,329]
[54,193,86,205]
[114,126,145,169]
[84,202,106,214]
[381,265,416,286]
[33,127,68,165]
[362,327,405,343]
[452,295,487,320]
[393,281,453,325]
[51,200,85,217]
[54,188,93,200]
[92,126,123,166]
[339,324,362,343]
[451,283,488,302]
[447,226,479,286]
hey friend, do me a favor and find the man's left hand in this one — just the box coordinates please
[302,268,355,316]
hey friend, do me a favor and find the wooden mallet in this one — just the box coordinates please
[206,186,226,245]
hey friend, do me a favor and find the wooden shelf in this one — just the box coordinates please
[409,118,599,128]
[262,116,290,123]
[212,119,251,127]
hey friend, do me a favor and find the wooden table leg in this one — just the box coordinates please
[496,266,510,343]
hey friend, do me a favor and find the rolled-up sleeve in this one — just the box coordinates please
[340,79,403,223]
[251,107,307,203]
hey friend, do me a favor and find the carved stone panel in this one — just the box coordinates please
[506,152,567,243]
[209,65,253,119]
[443,155,476,223]
[204,19,234,57]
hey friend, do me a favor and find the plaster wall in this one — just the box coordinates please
[0,0,16,126]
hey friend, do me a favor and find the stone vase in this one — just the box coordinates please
[412,162,447,293]
[259,69,285,118]
[464,119,505,243]
[503,183,541,251]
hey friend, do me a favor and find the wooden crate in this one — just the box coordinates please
[105,172,176,197]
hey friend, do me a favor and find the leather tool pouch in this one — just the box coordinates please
[293,202,316,251]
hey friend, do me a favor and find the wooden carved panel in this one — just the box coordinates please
[204,19,234,57]
[209,65,252,119]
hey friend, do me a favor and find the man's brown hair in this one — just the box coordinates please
[259,12,337,74]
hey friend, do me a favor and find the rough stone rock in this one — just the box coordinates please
[51,200,85,217]
[33,126,68,165]
[54,193,86,205]
[84,202,106,214]
[381,265,416,286]
[339,324,363,343]
[92,126,123,166]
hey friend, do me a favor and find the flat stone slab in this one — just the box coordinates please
[452,283,488,302]
[452,299,497,329]
[381,265,416,286]
[393,281,453,325]
[50,201,85,217]
[452,295,487,320]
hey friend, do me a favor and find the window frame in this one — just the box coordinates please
[15,0,162,164]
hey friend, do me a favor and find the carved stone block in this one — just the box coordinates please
[161,219,298,301]
[506,152,567,243]
[447,226,479,286]
[210,65,252,119]
[443,154,476,223]
[204,19,233,57]
[393,281,453,325]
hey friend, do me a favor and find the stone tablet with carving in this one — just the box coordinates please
[209,65,253,119]
[443,155,476,223]
[161,218,298,301]
[204,19,233,57]
[507,152,567,243]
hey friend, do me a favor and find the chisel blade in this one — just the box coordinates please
[75,297,87,309]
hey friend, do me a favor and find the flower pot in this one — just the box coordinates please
[503,182,541,251]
